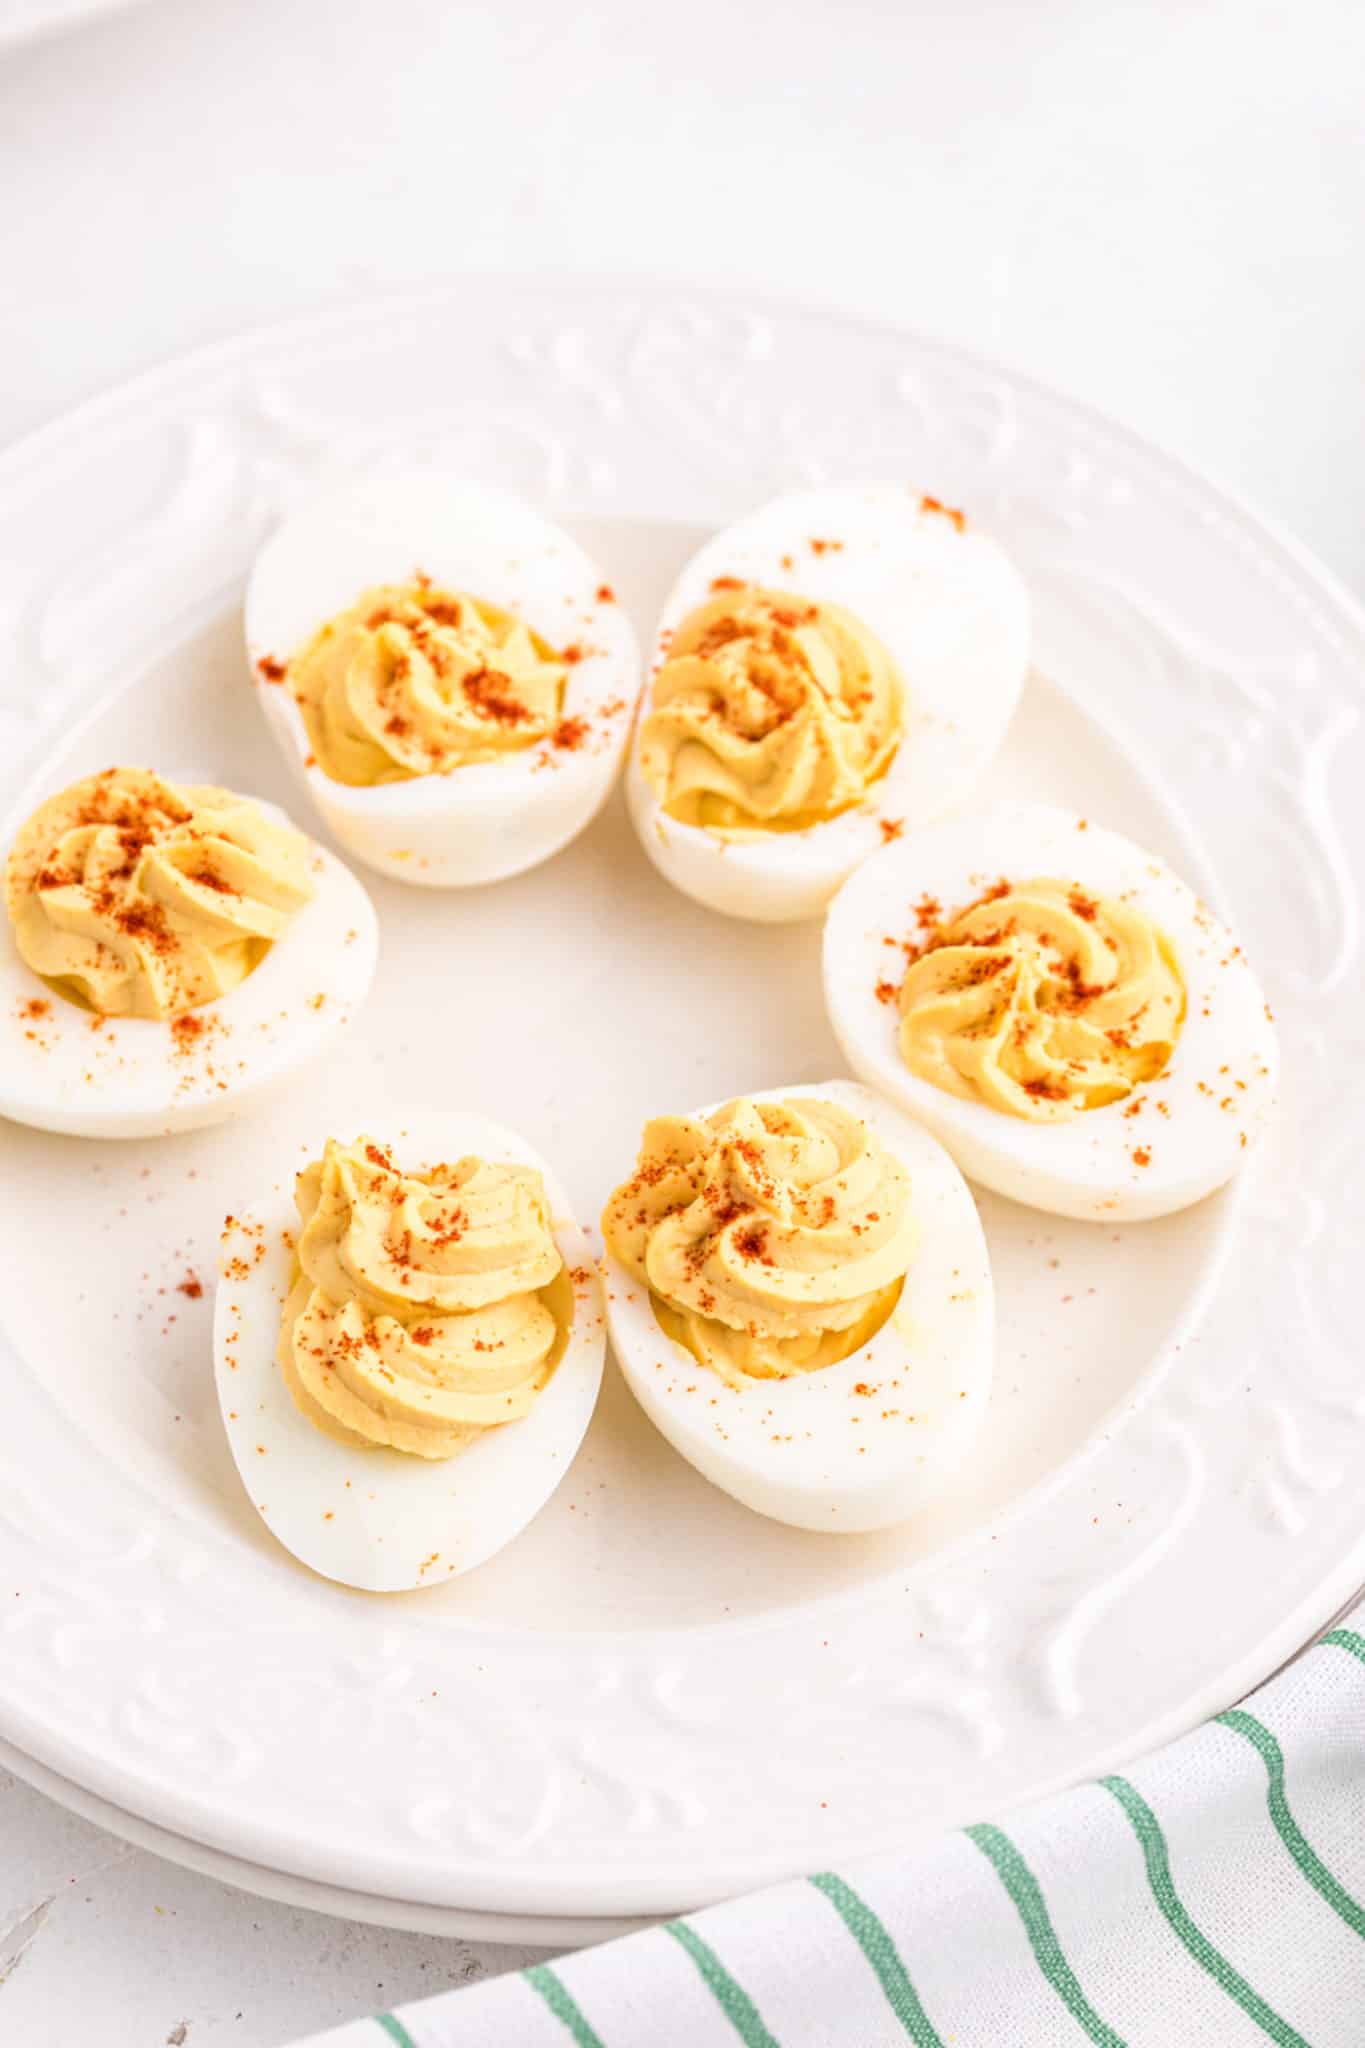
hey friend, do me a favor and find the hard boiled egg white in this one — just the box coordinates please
[602,1079,993,1533]
[214,1110,606,1592]
[0,800,377,1140]
[627,484,1029,923]
[247,473,641,887]
[823,802,1279,1222]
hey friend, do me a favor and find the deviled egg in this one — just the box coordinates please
[600,1081,993,1532]
[247,474,641,886]
[627,484,1029,923]
[0,768,377,1138]
[824,803,1278,1222]
[214,1115,605,1591]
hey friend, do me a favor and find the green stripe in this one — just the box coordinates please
[1323,1627,1365,1668]
[664,1921,780,2048]
[965,1824,1126,2046]
[809,1871,945,2046]
[1101,1775,1310,2046]
[524,1963,606,2048]
[1216,1709,1365,1936]
[374,2018,419,2048]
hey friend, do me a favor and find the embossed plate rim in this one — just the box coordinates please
[0,277,1361,1927]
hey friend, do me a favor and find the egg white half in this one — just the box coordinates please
[627,483,1030,923]
[213,1110,606,1592]
[824,802,1279,1222]
[601,1078,993,1533]
[0,822,377,1140]
[247,473,641,887]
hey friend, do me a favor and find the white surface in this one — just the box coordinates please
[0,0,140,52]
[0,1760,548,2046]
[2,0,1364,598]
[0,4,1361,2044]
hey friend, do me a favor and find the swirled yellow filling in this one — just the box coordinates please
[602,1096,912,1388]
[638,586,904,833]
[4,768,314,1019]
[285,580,567,785]
[277,1136,569,1459]
[896,877,1185,1120]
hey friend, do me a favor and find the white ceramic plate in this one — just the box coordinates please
[0,282,1361,1935]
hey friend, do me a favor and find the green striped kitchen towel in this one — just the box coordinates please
[293,1613,1365,2047]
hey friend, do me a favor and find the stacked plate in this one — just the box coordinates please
[0,283,1360,1943]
